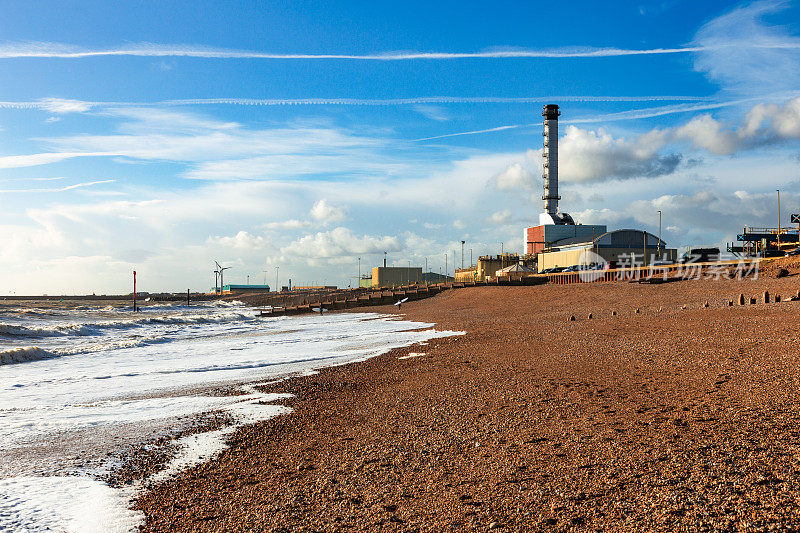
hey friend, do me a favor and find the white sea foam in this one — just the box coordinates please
[147,392,293,486]
[0,302,463,532]
[0,476,142,532]
[397,352,426,360]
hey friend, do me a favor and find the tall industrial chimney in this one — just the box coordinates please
[542,104,560,216]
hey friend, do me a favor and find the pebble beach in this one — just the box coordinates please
[134,274,800,531]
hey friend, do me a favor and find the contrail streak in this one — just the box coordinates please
[0,43,707,60]
[0,42,797,61]
[414,124,533,141]
[413,97,792,141]
[0,179,115,193]
[0,95,713,110]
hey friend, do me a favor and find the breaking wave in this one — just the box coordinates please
[0,347,56,365]
[0,311,255,340]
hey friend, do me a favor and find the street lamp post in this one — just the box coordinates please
[358,257,361,289]
[445,253,448,280]
[275,266,279,292]
[657,210,662,259]
[461,241,465,270]
[777,189,781,248]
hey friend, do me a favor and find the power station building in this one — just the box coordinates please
[536,229,677,272]
[524,105,606,256]
[525,104,676,271]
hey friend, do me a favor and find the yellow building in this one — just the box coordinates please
[371,266,423,287]
[477,254,519,281]
[454,267,478,283]
[537,229,677,271]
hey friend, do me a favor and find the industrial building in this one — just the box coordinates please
[728,225,799,256]
[371,266,423,287]
[524,104,676,272]
[525,224,608,256]
[454,254,525,282]
[219,284,271,294]
[422,272,454,284]
[454,267,477,283]
[536,229,677,272]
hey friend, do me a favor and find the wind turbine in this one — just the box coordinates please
[215,261,231,295]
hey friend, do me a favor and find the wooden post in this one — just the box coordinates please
[187,289,190,306]
[133,270,137,312]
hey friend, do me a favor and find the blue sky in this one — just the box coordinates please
[1,0,800,294]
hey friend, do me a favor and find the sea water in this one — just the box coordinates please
[0,300,461,532]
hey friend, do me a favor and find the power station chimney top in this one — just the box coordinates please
[542,104,560,119]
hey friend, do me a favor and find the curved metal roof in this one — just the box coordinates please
[552,229,666,249]
[594,229,665,248]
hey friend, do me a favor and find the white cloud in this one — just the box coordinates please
[492,162,536,190]
[264,219,311,230]
[28,107,409,181]
[744,98,800,138]
[310,199,347,224]
[554,97,800,181]
[488,209,512,224]
[278,227,402,261]
[0,152,111,169]
[558,125,680,182]
[207,231,269,249]
[673,115,740,155]
[692,0,800,95]
[674,97,800,155]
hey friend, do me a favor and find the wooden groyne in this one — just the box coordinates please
[256,284,445,317]
[254,278,543,317]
